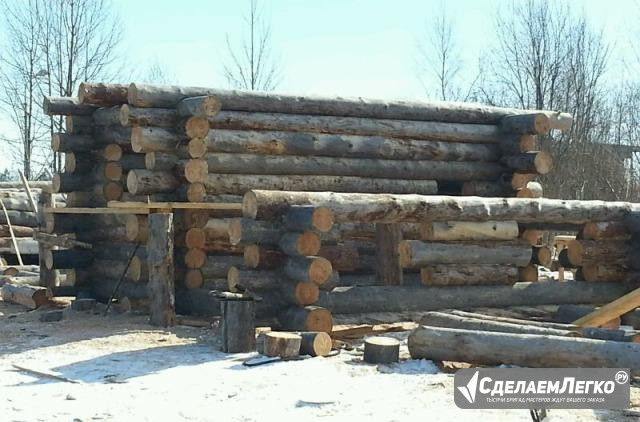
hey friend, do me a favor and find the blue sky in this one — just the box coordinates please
[0,0,638,171]
[114,0,637,100]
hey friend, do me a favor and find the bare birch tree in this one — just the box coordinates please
[223,0,281,91]
[416,4,462,101]
[479,0,616,200]
[0,0,123,178]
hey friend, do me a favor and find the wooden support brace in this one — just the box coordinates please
[147,212,176,326]
[375,223,403,285]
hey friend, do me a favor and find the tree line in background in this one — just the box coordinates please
[417,0,640,201]
[1,0,638,202]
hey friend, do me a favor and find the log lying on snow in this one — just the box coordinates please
[419,311,638,342]
[197,129,502,160]
[1,284,50,309]
[315,281,636,314]
[399,240,533,268]
[408,325,640,369]
[420,221,519,241]
[278,306,333,333]
[420,265,519,286]
[198,153,505,182]
[242,190,637,224]
[127,83,572,129]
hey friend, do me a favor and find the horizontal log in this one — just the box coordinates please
[126,170,180,195]
[316,281,637,314]
[77,82,129,106]
[128,83,571,127]
[200,129,502,160]
[93,126,134,146]
[420,265,519,286]
[52,133,100,153]
[0,225,33,237]
[500,134,537,155]
[0,210,38,227]
[419,311,578,337]
[201,174,438,196]
[500,113,550,135]
[501,151,553,174]
[420,221,519,241]
[43,96,97,116]
[243,245,287,269]
[145,152,180,171]
[0,238,39,254]
[201,153,505,181]
[408,325,640,368]
[131,127,186,153]
[279,231,321,256]
[45,249,93,270]
[242,190,638,224]
[228,218,281,246]
[1,283,50,309]
[207,111,501,143]
[461,180,513,196]
[119,105,177,127]
[278,306,333,333]
[399,240,533,268]
[176,96,221,117]
[566,239,629,267]
[580,221,629,240]
[283,206,334,233]
[579,263,637,283]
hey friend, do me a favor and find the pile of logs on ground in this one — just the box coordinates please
[0,183,64,265]
[408,309,640,370]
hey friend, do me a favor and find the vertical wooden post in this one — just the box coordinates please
[375,223,403,285]
[38,192,58,289]
[221,298,256,353]
[147,212,175,326]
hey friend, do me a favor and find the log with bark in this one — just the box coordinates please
[566,239,629,267]
[45,249,93,270]
[580,221,630,240]
[420,221,519,241]
[77,82,129,106]
[500,113,550,135]
[127,83,572,129]
[278,305,333,333]
[130,126,186,153]
[43,96,97,116]
[1,283,51,309]
[399,240,533,268]
[407,325,640,369]
[501,151,553,174]
[199,129,502,160]
[200,153,505,181]
[315,281,636,314]
[242,190,637,224]
[193,173,439,197]
[420,264,519,286]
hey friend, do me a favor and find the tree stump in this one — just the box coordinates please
[363,336,400,364]
[220,298,256,353]
[263,332,301,358]
[299,332,332,357]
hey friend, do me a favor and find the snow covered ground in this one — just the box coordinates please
[1,301,638,421]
